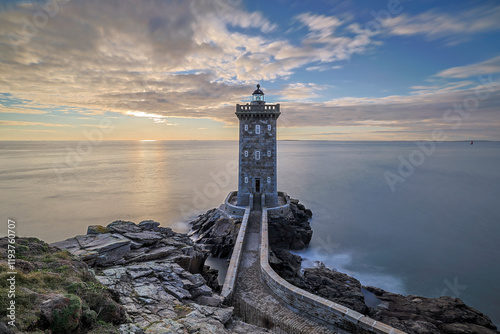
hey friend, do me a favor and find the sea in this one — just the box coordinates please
[1,140,499,326]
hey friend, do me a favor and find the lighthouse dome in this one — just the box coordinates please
[251,84,265,104]
[252,84,264,96]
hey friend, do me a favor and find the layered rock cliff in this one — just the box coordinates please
[51,220,270,334]
[0,220,270,334]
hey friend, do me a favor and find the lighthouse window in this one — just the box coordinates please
[256,125,260,134]
[267,150,271,157]
[268,125,271,131]
[244,124,248,131]
[245,177,248,183]
[267,177,271,183]
[244,150,248,157]
[255,151,260,160]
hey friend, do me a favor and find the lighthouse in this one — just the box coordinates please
[235,84,281,207]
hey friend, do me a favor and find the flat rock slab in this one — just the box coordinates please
[75,234,131,253]
[94,242,131,266]
[126,245,178,263]
[51,237,81,251]
[124,231,164,244]
[138,220,160,230]
[107,220,142,234]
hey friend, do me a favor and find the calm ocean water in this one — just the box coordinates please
[1,140,499,325]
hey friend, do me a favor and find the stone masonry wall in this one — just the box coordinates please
[260,207,407,334]
[236,104,280,207]
[221,207,251,299]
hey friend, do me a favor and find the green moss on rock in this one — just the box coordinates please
[0,237,126,333]
[87,225,111,235]
[51,294,82,333]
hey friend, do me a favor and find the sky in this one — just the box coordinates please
[0,0,499,141]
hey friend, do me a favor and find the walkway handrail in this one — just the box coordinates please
[221,207,251,300]
[260,207,407,334]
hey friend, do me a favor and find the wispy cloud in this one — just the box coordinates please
[0,120,75,127]
[277,83,329,101]
[435,56,500,78]
[1,128,57,133]
[0,106,48,114]
[295,12,345,36]
[280,84,500,135]
[381,5,500,44]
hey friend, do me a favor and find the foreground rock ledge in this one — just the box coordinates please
[50,220,270,334]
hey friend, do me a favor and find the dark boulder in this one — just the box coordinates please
[268,200,313,250]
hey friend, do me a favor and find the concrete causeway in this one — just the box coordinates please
[230,195,342,333]
[221,193,407,334]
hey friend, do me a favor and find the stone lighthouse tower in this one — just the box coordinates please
[236,84,281,207]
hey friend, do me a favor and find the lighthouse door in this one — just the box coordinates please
[255,178,261,193]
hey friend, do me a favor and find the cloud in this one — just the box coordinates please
[276,83,329,101]
[218,3,278,33]
[0,120,74,127]
[381,5,500,44]
[292,12,374,63]
[1,0,499,140]
[0,0,378,125]
[125,111,178,125]
[296,12,345,36]
[0,128,57,133]
[0,0,263,118]
[279,84,500,136]
[272,61,500,140]
[306,64,342,72]
[0,106,48,114]
[435,56,500,79]
[410,81,476,95]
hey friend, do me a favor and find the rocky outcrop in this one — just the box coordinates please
[190,199,313,259]
[300,263,368,315]
[188,208,242,258]
[53,219,206,273]
[270,251,499,334]
[50,220,269,334]
[268,248,303,283]
[364,286,499,334]
[94,259,232,331]
[268,199,313,250]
